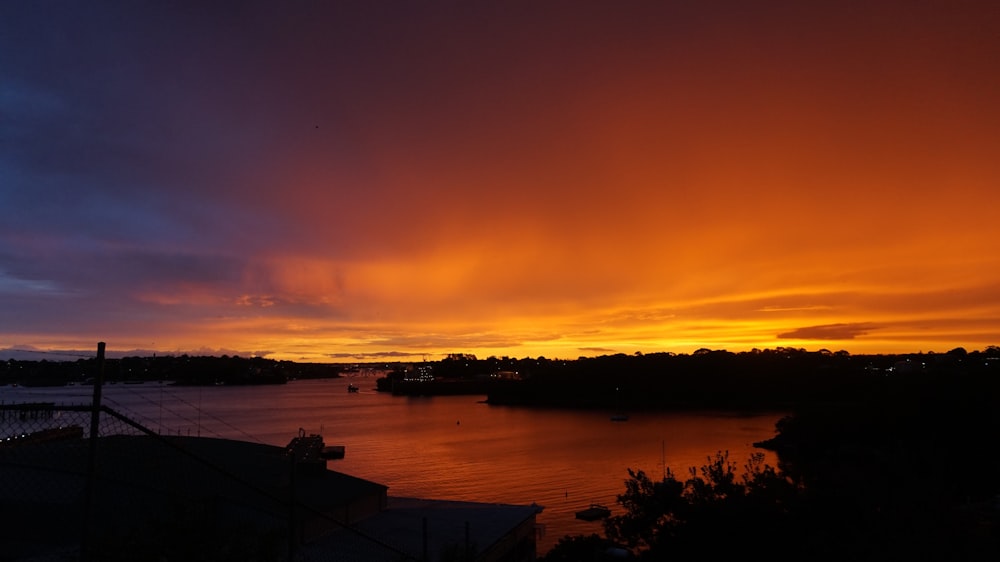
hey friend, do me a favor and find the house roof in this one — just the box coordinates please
[302,496,542,562]
[2,433,538,561]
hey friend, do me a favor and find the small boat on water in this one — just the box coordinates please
[575,503,612,521]
[321,445,345,459]
[610,386,628,421]
[347,384,359,393]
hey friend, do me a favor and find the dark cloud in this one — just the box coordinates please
[106,250,244,288]
[778,323,879,340]
[0,247,245,304]
[578,346,617,353]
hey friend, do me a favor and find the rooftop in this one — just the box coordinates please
[0,428,539,561]
[304,496,542,562]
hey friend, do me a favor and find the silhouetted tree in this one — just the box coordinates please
[540,534,620,561]
[599,452,800,560]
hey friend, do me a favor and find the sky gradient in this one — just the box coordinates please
[2,1,999,362]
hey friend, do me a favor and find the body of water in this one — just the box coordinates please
[1,377,785,554]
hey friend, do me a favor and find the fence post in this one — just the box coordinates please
[288,453,296,562]
[81,342,106,561]
[89,342,105,441]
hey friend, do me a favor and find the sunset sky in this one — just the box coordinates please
[2,1,999,362]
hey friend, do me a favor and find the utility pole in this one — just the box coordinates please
[89,342,105,441]
[82,341,106,561]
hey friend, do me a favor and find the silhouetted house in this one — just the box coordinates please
[891,358,924,374]
[0,431,539,561]
[303,496,541,562]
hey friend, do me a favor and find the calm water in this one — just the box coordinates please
[1,377,784,554]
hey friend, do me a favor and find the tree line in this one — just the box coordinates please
[0,354,340,386]
[485,346,1000,410]
[541,348,1000,560]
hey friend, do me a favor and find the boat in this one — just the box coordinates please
[610,386,628,421]
[575,503,612,521]
[347,384,359,393]
[320,445,345,459]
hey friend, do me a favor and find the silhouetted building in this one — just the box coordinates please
[0,430,539,561]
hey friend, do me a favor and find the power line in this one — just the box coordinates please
[112,383,264,444]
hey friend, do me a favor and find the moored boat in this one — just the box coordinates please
[321,445,345,459]
[575,503,611,521]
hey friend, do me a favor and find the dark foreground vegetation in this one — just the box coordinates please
[4,346,998,559]
[542,348,1000,561]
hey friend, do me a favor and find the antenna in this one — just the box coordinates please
[662,439,666,480]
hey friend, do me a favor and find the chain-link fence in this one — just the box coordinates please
[1,401,417,562]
